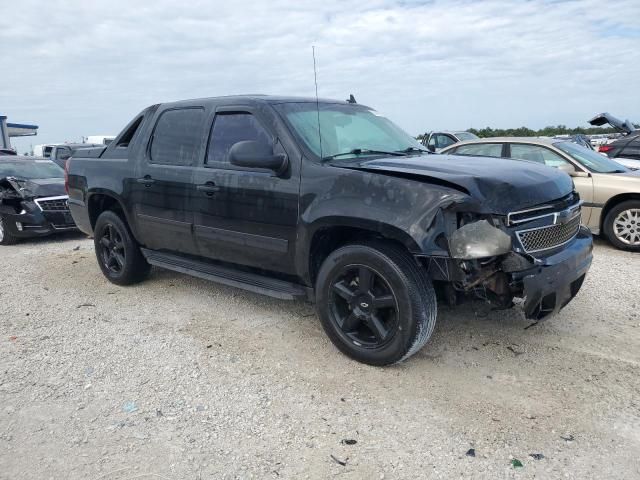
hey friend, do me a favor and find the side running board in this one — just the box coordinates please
[141,249,310,301]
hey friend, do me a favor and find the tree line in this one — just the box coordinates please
[417,125,628,141]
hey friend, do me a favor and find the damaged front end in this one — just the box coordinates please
[0,177,76,240]
[421,192,593,320]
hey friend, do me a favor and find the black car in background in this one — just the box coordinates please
[589,112,640,169]
[0,157,76,245]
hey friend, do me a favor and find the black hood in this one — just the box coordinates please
[340,154,574,213]
[0,177,66,199]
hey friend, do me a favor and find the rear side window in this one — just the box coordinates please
[150,108,205,166]
[206,113,271,166]
[435,134,455,149]
[454,143,503,157]
[510,144,570,167]
[55,147,71,160]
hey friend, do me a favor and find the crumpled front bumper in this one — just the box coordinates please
[513,226,593,320]
[2,209,77,239]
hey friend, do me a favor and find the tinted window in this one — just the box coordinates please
[510,144,571,168]
[454,143,503,157]
[150,108,205,166]
[207,113,271,165]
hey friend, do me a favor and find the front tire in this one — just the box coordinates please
[315,241,437,366]
[603,200,640,252]
[0,215,19,245]
[93,210,151,285]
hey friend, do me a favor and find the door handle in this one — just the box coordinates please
[197,183,220,195]
[136,176,155,186]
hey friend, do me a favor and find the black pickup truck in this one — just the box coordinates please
[66,95,593,365]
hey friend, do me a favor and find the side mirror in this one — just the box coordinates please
[229,141,287,172]
[568,170,590,178]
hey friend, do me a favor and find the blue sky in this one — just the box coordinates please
[2,0,639,153]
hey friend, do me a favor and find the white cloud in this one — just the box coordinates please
[2,0,639,151]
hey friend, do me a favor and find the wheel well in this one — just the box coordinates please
[308,226,413,284]
[88,194,125,229]
[600,193,640,231]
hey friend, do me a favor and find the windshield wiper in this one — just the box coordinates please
[395,147,429,154]
[322,148,407,162]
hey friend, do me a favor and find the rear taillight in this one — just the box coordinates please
[64,158,70,194]
[598,145,613,154]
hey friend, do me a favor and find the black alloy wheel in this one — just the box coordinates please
[93,210,150,285]
[99,223,126,274]
[315,241,437,366]
[329,264,399,348]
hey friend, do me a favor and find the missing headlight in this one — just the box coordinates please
[449,219,512,259]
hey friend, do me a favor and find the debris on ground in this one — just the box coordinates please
[560,434,575,442]
[341,439,357,445]
[507,345,525,356]
[330,455,347,466]
[466,448,476,457]
[529,453,545,460]
[122,401,138,414]
[511,459,524,468]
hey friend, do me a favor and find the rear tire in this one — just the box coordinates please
[0,215,19,245]
[93,210,151,285]
[603,200,640,252]
[315,241,437,366]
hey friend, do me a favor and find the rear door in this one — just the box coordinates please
[191,105,300,274]
[132,106,206,255]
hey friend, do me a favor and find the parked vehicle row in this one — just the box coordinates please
[65,95,593,366]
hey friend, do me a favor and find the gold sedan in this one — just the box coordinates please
[441,137,640,251]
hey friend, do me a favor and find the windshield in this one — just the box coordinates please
[0,160,64,179]
[554,141,628,173]
[275,103,426,160]
[455,132,479,141]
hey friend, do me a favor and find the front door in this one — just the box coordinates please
[132,106,206,255]
[191,107,300,274]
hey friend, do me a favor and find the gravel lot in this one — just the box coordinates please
[1,233,639,479]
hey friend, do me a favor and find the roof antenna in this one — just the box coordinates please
[347,94,357,104]
[312,46,323,160]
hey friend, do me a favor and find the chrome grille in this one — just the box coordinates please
[35,196,69,212]
[516,213,581,253]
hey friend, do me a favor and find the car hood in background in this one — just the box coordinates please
[589,112,637,135]
[339,154,574,213]
[0,177,66,200]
